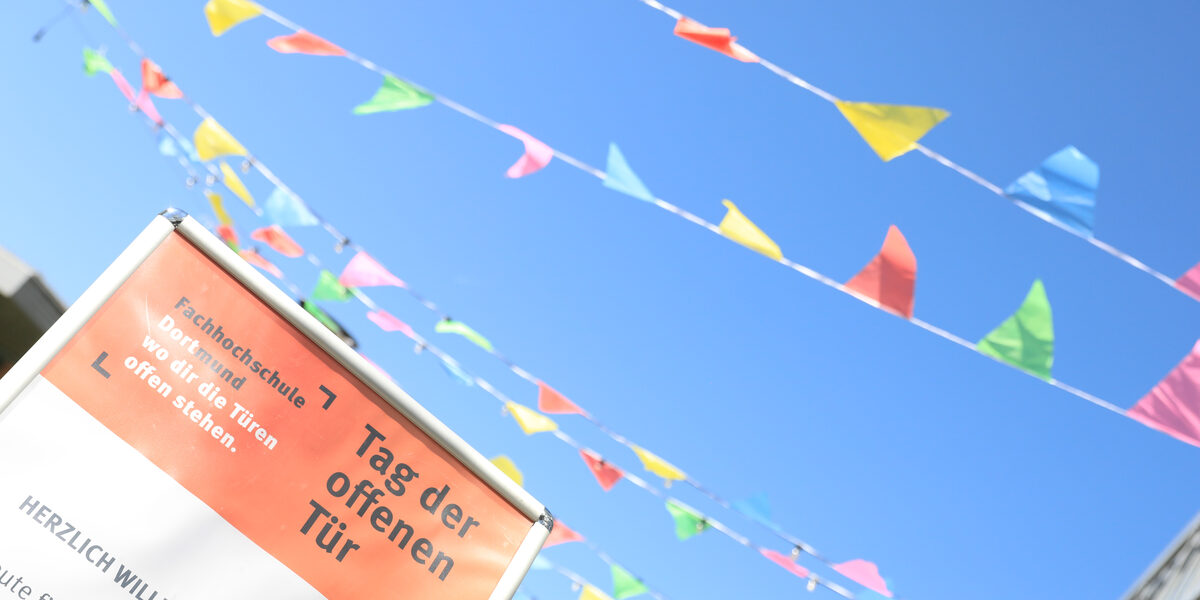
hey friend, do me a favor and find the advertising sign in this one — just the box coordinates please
[0,211,551,599]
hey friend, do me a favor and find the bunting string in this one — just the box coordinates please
[630,0,1186,293]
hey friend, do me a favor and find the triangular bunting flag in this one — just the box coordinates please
[633,445,686,484]
[579,449,623,491]
[204,0,261,36]
[239,248,281,278]
[219,162,255,207]
[302,301,344,337]
[544,520,584,547]
[339,251,405,288]
[1128,340,1200,447]
[134,90,163,125]
[497,124,553,178]
[537,382,586,415]
[665,500,709,540]
[366,310,413,336]
[611,564,649,600]
[672,18,758,62]
[977,279,1054,379]
[732,493,773,526]
[1006,146,1099,237]
[86,0,118,26]
[579,585,613,600]
[195,118,248,162]
[264,187,320,227]
[206,191,231,226]
[311,270,352,301]
[441,360,475,387]
[250,225,304,258]
[140,58,183,99]
[109,69,136,103]
[267,31,346,56]
[834,559,893,598]
[435,319,493,351]
[530,555,553,571]
[216,224,239,251]
[489,456,524,487]
[834,101,949,162]
[353,75,434,114]
[603,143,654,202]
[845,225,917,318]
[718,200,782,260]
[161,135,201,163]
[505,402,558,435]
[1178,262,1200,302]
[761,549,810,579]
[83,48,113,75]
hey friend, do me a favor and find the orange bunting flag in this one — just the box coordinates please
[216,224,239,250]
[544,520,584,547]
[845,225,917,318]
[580,449,623,491]
[239,248,282,278]
[267,31,346,56]
[537,382,587,416]
[673,17,759,63]
[140,58,183,99]
[250,225,304,258]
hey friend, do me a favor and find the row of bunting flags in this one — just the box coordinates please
[69,0,1200,596]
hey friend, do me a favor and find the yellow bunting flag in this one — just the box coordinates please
[718,200,782,260]
[194,117,248,162]
[580,585,614,600]
[205,190,231,225]
[632,445,686,484]
[505,402,558,435]
[489,455,524,487]
[219,162,255,208]
[834,101,949,162]
[204,0,262,37]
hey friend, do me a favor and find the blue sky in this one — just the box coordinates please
[3,1,1200,598]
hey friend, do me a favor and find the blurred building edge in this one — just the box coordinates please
[0,245,66,377]
[1122,511,1200,600]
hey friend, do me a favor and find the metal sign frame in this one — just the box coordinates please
[0,210,552,600]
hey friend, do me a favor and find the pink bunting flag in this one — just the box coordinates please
[134,90,163,125]
[761,549,810,579]
[266,31,346,56]
[497,124,553,178]
[845,225,917,318]
[834,559,893,598]
[1176,262,1200,302]
[339,251,406,288]
[544,520,584,547]
[1128,340,1200,447]
[109,68,136,102]
[367,310,415,338]
[239,249,282,278]
[579,449,623,491]
[250,225,305,258]
[537,382,587,416]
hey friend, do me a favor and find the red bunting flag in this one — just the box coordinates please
[250,225,304,258]
[544,520,584,547]
[845,225,917,318]
[1128,340,1200,447]
[761,549,810,579]
[579,449,623,491]
[239,248,282,279]
[834,559,893,598]
[537,382,587,415]
[267,31,346,56]
[216,224,239,249]
[672,18,759,63]
[140,58,183,99]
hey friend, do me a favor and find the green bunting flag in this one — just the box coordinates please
[303,301,344,337]
[611,564,649,599]
[435,319,493,351]
[311,270,353,302]
[353,75,434,114]
[83,48,113,76]
[665,500,709,541]
[977,279,1054,379]
[86,0,118,26]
